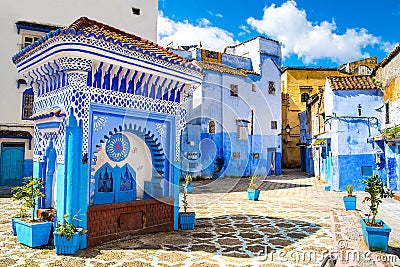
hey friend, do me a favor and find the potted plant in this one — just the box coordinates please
[10,192,28,236]
[12,177,53,247]
[343,185,356,210]
[178,190,196,230]
[360,174,394,251]
[247,176,260,201]
[183,174,194,193]
[54,214,87,255]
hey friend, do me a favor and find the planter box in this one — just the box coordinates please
[179,212,196,230]
[54,231,80,255]
[343,196,356,210]
[360,218,391,252]
[183,184,194,193]
[15,219,52,247]
[247,189,260,201]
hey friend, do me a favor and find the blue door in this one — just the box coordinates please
[0,143,25,186]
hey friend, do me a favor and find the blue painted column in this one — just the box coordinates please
[65,109,82,223]
[44,138,56,208]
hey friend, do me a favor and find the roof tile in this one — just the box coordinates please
[196,61,249,76]
[13,17,197,69]
[327,75,381,91]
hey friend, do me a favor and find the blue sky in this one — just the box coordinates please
[158,0,399,67]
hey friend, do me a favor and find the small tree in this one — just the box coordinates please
[185,175,193,186]
[362,174,393,226]
[181,190,189,213]
[11,177,45,222]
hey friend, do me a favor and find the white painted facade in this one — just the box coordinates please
[1,0,157,124]
[175,37,283,177]
[0,0,157,186]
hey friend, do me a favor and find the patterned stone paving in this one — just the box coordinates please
[0,169,399,266]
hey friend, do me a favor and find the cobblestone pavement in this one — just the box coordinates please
[0,169,399,267]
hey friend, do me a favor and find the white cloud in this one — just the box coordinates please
[208,11,223,18]
[246,0,381,64]
[380,41,399,54]
[239,25,251,35]
[158,12,236,51]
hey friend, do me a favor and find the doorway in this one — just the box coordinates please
[0,142,25,186]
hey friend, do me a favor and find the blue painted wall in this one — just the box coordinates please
[322,87,384,191]
[23,159,33,177]
[333,154,376,191]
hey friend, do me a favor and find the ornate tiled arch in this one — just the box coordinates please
[90,123,166,204]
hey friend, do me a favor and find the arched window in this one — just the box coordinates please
[355,65,372,75]
[208,120,216,134]
[301,93,309,102]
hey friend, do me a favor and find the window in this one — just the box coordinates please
[132,7,141,15]
[252,83,257,92]
[238,125,248,140]
[301,93,309,102]
[386,102,390,124]
[271,121,277,129]
[232,152,240,159]
[268,81,276,94]
[189,162,197,168]
[187,152,198,160]
[21,35,40,50]
[361,166,373,177]
[208,120,216,134]
[22,89,34,120]
[230,84,238,97]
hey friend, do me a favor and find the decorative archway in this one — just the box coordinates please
[91,123,166,204]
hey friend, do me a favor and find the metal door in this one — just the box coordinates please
[0,143,25,186]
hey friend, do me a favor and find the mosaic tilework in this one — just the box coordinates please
[2,170,399,266]
[58,57,92,72]
[33,74,186,163]
[15,33,202,78]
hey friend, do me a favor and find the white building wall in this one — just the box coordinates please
[228,41,260,73]
[0,0,157,126]
[225,37,282,139]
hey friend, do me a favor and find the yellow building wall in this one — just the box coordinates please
[281,68,348,168]
[383,77,400,103]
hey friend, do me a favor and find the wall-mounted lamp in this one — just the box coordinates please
[285,124,291,134]
[358,104,362,116]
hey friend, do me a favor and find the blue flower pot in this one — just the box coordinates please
[179,212,196,230]
[15,219,52,247]
[343,196,357,210]
[247,189,260,201]
[183,184,194,193]
[360,218,391,252]
[54,231,80,255]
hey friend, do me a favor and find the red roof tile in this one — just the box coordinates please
[327,75,381,91]
[13,17,198,70]
[67,17,192,66]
